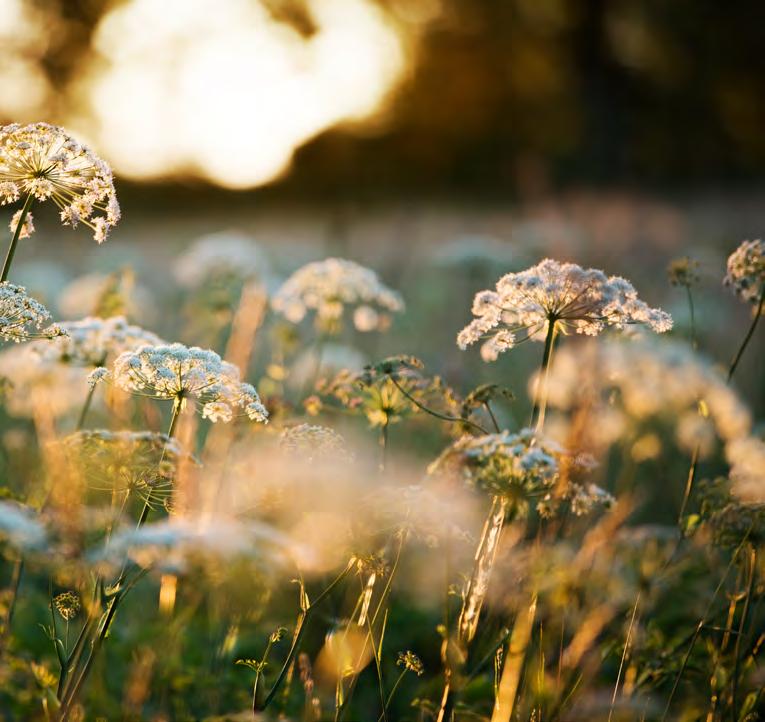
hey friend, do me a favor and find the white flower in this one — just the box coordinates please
[0,122,120,243]
[457,259,672,361]
[726,436,765,503]
[32,316,163,367]
[101,342,268,423]
[272,258,404,333]
[173,231,272,288]
[0,281,64,343]
[0,344,90,418]
[9,209,34,239]
[724,239,765,305]
[0,501,46,550]
[540,337,753,458]
[58,272,155,322]
[279,424,352,462]
[429,428,609,517]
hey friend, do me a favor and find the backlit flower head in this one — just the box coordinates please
[541,337,752,459]
[0,344,91,418]
[99,343,268,423]
[272,258,404,334]
[0,122,120,243]
[457,259,672,361]
[428,428,611,518]
[33,315,163,367]
[279,424,352,462]
[173,231,272,288]
[724,239,765,305]
[0,281,65,343]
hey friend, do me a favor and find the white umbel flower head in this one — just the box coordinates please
[99,343,268,423]
[457,258,673,361]
[272,258,404,333]
[0,122,120,243]
[173,231,272,288]
[33,316,163,367]
[0,281,64,343]
[724,239,765,305]
[279,424,352,462]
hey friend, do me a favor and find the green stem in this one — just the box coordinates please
[377,671,406,722]
[76,384,97,431]
[389,377,488,435]
[379,417,389,472]
[727,287,764,383]
[685,285,697,350]
[58,402,183,720]
[0,557,24,646]
[531,319,557,432]
[731,545,757,718]
[256,561,354,714]
[1,193,33,282]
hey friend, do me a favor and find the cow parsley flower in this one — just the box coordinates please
[0,282,64,343]
[272,258,404,333]
[0,344,90,417]
[457,259,672,361]
[429,428,611,518]
[279,424,352,462]
[173,231,272,289]
[97,343,268,423]
[0,122,120,243]
[32,316,163,367]
[541,337,752,459]
[724,239,765,305]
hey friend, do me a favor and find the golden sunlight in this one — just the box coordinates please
[72,0,407,188]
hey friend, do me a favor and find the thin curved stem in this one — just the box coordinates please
[76,384,97,431]
[389,377,488,435]
[255,560,354,714]
[685,285,697,350]
[727,287,765,383]
[731,545,757,718]
[1,193,33,282]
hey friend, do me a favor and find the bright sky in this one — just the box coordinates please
[0,0,411,189]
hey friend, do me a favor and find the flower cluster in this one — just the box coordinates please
[173,231,272,288]
[724,239,765,305]
[53,591,81,621]
[457,259,672,361]
[0,122,120,242]
[428,428,611,517]
[33,315,162,367]
[98,343,268,423]
[0,281,64,342]
[61,429,188,496]
[725,436,765,504]
[272,258,404,333]
[541,338,752,458]
[279,424,352,462]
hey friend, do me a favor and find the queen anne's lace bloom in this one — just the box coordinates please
[272,258,404,333]
[279,424,352,462]
[173,231,272,288]
[99,343,268,423]
[33,316,162,367]
[726,436,765,504]
[0,122,120,243]
[541,338,752,457]
[0,281,64,342]
[724,239,765,305]
[428,428,611,518]
[457,259,672,361]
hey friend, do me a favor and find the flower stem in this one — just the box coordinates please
[685,285,697,350]
[531,319,557,432]
[76,384,97,431]
[57,402,183,720]
[727,287,765,383]
[1,193,34,282]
